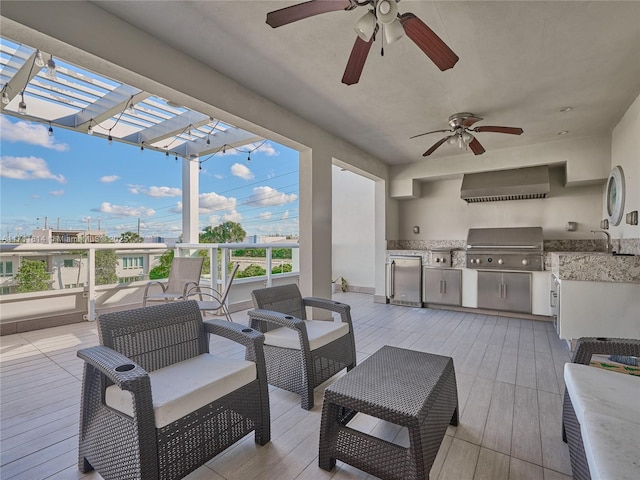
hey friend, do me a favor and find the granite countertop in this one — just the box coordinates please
[549,252,640,283]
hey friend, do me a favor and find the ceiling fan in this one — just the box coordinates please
[410,113,524,156]
[265,0,459,85]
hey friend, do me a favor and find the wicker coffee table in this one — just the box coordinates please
[319,345,458,480]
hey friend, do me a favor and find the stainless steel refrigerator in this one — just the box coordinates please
[386,255,422,307]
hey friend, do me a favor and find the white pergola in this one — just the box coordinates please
[1,38,262,158]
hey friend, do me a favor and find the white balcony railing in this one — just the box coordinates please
[0,242,299,334]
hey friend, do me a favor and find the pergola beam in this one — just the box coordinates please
[55,85,149,128]
[120,110,210,145]
[0,47,43,110]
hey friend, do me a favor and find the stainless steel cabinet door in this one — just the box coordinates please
[502,272,532,313]
[441,269,462,306]
[423,268,462,306]
[477,271,531,313]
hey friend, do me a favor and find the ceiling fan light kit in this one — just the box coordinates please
[384,18,405,44]
[376,0,398,24]
[354,11,376,41]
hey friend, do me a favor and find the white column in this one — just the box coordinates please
[182,158,199,244]
[85,247,96,321]
[374,178,389,303]
[299,148,332,300]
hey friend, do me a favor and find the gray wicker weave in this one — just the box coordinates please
[562,337,640,480]
[248,284,357,410]
[77,300,270,480]
[319,345,459,480]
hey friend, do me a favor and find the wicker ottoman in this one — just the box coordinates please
[319,345,458,480]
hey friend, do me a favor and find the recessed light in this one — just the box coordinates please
[559,106,573,113]
[557,130,569,135]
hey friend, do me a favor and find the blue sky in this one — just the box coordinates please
[0,115,299,240]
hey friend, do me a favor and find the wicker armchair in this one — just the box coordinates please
[142,256,204,306]
[77,300,270,480]
[562,337,640,480]
[248,284,356,410]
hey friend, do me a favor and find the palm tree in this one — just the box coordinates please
[200,221,246,243]
[200,221,246,280]
[119,231,143,243]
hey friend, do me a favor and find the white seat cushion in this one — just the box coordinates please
[564,363,640,425]
[105,353,256,428]
[580,411,640,480]
[263,320,349,351]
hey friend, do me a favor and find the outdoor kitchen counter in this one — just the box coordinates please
[548,252,640,283]
[386,250,466,268]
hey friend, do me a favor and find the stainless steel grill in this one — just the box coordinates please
[466,227,544,271]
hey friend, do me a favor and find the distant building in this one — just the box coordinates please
[0,229,168,294]
[32,228,107,244]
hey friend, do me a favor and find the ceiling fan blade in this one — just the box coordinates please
[266,0,354,28]
[409,129,452,139]
[474,125,524,135]
[399,13,459,71]
[423,136,450,156]
[342,34,375,85]
[462,116,483,127]
[468,137,486,155]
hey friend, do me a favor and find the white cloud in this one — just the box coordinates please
[248,141,278,156]
[100,175,120,183]
[255,217,299,236]
[170,201,182,214]
[128,184,181,197]
[231,163,254,180]
[246,186,297,206]
[49,190,64,196]
[93,202,155,218]
[0,155,67,183]
[208,210,243,225]
[199,192,237,212]
[260,212,272,220]
[214,173,224,180]
[0,116,69,151]
[281,210,289,220]
[31,194,40,199]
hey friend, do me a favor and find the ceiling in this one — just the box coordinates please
[34,1,640,165]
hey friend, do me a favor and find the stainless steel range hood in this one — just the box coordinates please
[460,166,550,203]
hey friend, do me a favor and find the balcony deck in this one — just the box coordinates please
[0,292,573,479]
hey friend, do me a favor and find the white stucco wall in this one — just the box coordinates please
[609,93,640,241]
[399,167,604,240]
[332,166,375,290]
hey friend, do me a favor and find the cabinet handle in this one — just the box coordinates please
[503,283,507,298]
[549,290,557,307]
[442,280,446,294]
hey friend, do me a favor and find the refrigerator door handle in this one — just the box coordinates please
[389,260,395,297]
